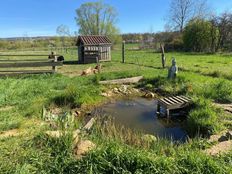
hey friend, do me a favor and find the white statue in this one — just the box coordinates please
[168,57,178,79]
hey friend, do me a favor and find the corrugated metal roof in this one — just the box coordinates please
[77,35,112,46]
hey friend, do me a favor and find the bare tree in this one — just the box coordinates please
[167,0,210,32]
[56,25,71,48]
[212,12,232,50]
[56,25,71,37]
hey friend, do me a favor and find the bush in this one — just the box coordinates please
[183,18,219,53]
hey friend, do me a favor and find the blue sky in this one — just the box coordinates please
[0,0,232,38]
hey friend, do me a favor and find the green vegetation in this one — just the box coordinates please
[187,97,223,136]
[0,47,231,173]
[183,18,219,52]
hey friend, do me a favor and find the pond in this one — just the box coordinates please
[94,97,188,142]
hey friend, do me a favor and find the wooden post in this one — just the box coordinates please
[166,109,170,119]
[52,56,57,73]
[160,44,166,68]
[122,41,125,63]
[97,45,101,73]
[157,103,161,116]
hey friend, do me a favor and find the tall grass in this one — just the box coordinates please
[186,97,223,136]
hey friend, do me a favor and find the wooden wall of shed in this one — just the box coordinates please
[78,45,111,64]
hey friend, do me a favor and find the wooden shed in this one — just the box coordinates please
[76,35,112,64]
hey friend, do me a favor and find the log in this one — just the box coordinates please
[99,76,143,85]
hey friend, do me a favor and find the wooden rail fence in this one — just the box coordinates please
[0,57,63,76]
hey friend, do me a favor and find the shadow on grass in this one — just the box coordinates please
[63,61,79,65]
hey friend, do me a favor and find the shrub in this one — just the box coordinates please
[183,18,219,53]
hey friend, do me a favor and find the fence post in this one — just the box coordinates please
[160,44,166,68]
[96,44,101,73]
[122,41,125,63]
[52,55,57,73]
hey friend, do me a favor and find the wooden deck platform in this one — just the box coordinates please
[157,96,192,118]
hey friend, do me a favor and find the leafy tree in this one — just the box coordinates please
[75,1,121,44]
[183,18,219,52]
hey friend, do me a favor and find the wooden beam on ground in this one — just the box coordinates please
[0,70,55,76]
[99,76,143,85]
[83,118,96,131]
[0,61,63,68]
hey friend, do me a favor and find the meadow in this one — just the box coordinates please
[0,45,231,173]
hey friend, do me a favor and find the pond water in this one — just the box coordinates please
[95,97,188,142]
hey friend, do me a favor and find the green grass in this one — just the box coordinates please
[0,46,231,173]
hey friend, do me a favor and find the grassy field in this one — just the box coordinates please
[0,46,231,173]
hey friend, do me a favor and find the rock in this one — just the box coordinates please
[74,140,96,159]
[119,85,128,93]
[45,129,80,139]
[45,131,63,138]
[144,92,155,98]
[142,134,157,143]
[101,91,113,97]
[73,110,81,117]
[209,134,221,143]
[113,88,120,94]
[132,88,140,93]
[226,131,232,140]
[101,92,109,97]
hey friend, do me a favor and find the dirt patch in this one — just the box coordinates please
[205,131,232,156]
[0,129,21,138]
[204,140,232,156]
[214,103,232,113]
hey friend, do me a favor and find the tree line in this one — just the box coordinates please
[0,0,231,53]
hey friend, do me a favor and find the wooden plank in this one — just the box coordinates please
[160,98,172,105]
[172,96,185,103]
[180,95,191,101]
[176,96,189,103]
[163,98,176,105]
[83,118,95,131]
[0,61,63,68]
[99,76,143,85]
[167,97,181,104]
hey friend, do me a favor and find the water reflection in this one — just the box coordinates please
[95,97,188,142]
